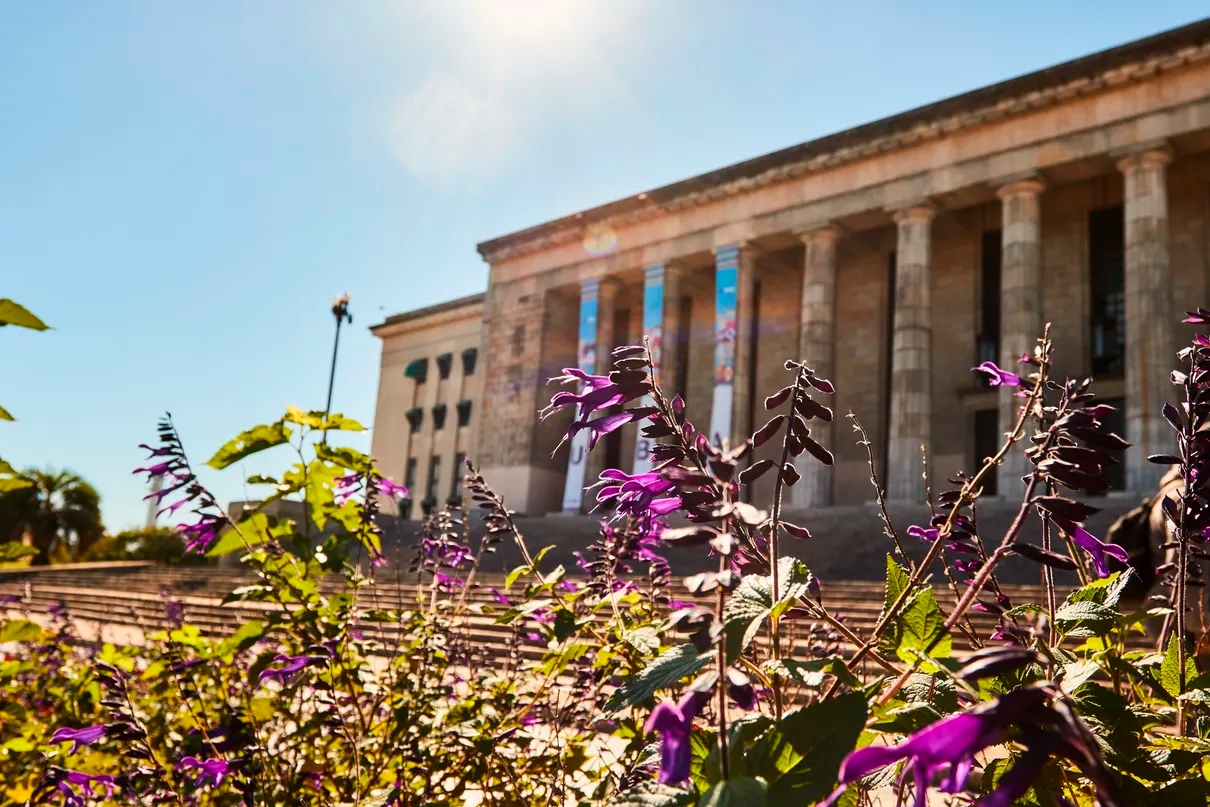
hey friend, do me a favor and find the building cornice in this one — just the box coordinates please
[476,18,1210,264]
[370,293,485,339]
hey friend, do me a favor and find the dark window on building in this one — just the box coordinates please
[881,251,897,482]
[405,408,423,431]
[436,353,453,379]
[404,358,428,383]
[456,400,472,427]
[675,295,693,399]
[1097,397,1127,493]
[973,409,1000,496]
[1089,205,1125,378]
[423,455,441,514]
[432,403,447,431]
[461,347,478,376]
[403,458,418,519]
[511,325,526,357]
[449,452,466,503]
[977,230,1002,372]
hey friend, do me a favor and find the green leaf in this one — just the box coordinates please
[314,444,371,471]
[701,777,767,807]
[1160,635,1197,697]
[761,656,859,690]
[0,543,37,562]
[320,413,365,432]
[1055,600,1118,637]
[206,512,282,557]
[603,644,714,715]
[1178,689,1210,704]
[0,404,12,422]
[219,620,267,655]
[767,693,866,807]
[0,299,49,330]
[893,588,950,667]
[624,627,661,654]
[0,620,42,643]
[0,475,31,492]
[207,422,292,469]
[612,781,696,807]
[2,737,34,752]
[883,555,910,613]
[283,405,326,428]
[1064,570,1132,609]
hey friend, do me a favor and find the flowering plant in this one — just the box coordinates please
[1,318,1209,806]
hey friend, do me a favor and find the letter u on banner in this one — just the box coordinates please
[709,245,739,448]
[632,264,664,474]
[562,278,599,511]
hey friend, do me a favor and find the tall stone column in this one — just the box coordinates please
[633,263,668,474]
[561,278,600,512]
[794,226,840,507]
[996,178,1044,497]
[887,205,935,503]
[660,264,684,397]
[1118,148,1175,492]
[708,244,757,450]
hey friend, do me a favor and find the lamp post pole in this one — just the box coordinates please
[323,294,353,445]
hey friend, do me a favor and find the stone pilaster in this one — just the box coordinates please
[887,205,935,503]
[560,278,600,512]
[996,178,1044,497]
[1118,148,1175,492]
[732,246,758,449]
[660,265,684,396]
[633,264,667,474]
[794,226,840,507]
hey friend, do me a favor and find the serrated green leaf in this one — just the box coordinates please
[883,555,910,612]
[1064,569,1132,609]
[702,777,767,807]
[612,781,696,807]
[767,693,866,807]
[1055,600,1118,637]
[603,644,714,715]
[314,443,371,471]
[0,620,42,643]
[220,620,266,655]
[0,299,49,330]
[206,512,282,557]
[206,422,292,469]
[893,589,950,666]
[0,405,12,421]
[624,627,661,654]
[1160,635,1197,697]
[762,656,859,690]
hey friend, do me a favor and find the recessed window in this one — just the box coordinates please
[405,358,429,383]
[456,400,472,428]
[403,458,418,519]
[432,403,447,431]
[1089,206,1125,378]
[405,408,423,431]
[977,230,1001,374]
[461,347,478,376]
[973,409,999,496]
[424,455,442,512]
[436,353,453,380]
[449,452,466,503]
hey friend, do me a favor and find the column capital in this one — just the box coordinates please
[797,224,842,245]
[890,203,936,224]
[995,175,1045,200]
[1114,142,1172,173]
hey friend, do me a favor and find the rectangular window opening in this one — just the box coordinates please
[973,409,999,497]
[978,230,1002,374]
[450,452,467,504]
[1089,206,1125,378]
[436,353,453,380]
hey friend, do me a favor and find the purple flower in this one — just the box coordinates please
[541,367,653,454]
[179,513,224,555]
[54,771,117,806]
[1053,518,1129,578]
[258,654,325,685]
[644,689,708,785]
[178,756,230,787]
[490,588,512,605]
[595,469,682,518]
[972,361,1022,387]
[333,473,362,506]
[49,725,106,754]
[376,477,410,500]
[907,524,940,543]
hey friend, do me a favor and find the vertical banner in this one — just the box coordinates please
[632,263,664,474]
[562,278,599,511]
[709,245,739,449]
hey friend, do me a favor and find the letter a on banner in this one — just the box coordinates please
[632,263,664,474]
[562,278,599,512]
[709,245,739,449]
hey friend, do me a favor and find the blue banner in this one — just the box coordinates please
[633,264,664,473]
[563,278,599,511]
[709,245,739,448]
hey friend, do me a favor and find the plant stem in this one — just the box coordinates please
[716,513,731,781]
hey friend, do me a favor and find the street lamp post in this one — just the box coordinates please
[323,294,353,445]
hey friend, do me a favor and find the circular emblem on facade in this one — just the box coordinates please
[582,223,618,257]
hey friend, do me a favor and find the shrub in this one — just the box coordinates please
[1,322,1209,806]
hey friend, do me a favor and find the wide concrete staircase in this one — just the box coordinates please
[0,562,1157,666]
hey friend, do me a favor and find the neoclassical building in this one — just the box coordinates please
[375,19,1210,519]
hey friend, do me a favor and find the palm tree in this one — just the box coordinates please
[0,469,105,564]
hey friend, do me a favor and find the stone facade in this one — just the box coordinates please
[369,294,484,519]
[373,20,1210,517]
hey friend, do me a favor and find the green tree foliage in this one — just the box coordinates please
[83,526,209,566]
[0,469,105,565]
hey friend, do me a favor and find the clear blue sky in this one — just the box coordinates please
[2,2,1206,531]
